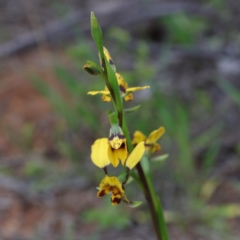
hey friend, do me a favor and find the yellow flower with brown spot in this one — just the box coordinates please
[108,125,128,167]
[91,136,145,169]
[90,133,127,168]
[97,175,129,205]
[132,127,165,153]
[87,72,150,102]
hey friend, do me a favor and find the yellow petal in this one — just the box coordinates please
[102,47,116,72]
[126,141,145,169]
[146,143,161,153]
[91,138,110,168]
[98,175,110,190]
[108,145,120,167]
[102,95,111,102]
[97,185,111,197]
[116,146,128,165]
[126,86,150,92]
[116,73,128,93]
[152,143,161,152]
[99,175,124,193]
[87,90,110,95]
[111,186,122,205]
[97,175,128,205]
[111,193,122,205]
[146,127,165,144]
[109,176,124,193]
[132,131,146,145]
[124,93,133,101]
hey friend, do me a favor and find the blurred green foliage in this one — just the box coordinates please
[83,199,131,230]
[218,78,240,107]
[161,14,207,45]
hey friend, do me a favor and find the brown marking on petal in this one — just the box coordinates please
[145,143,151,147]
[111,196,121,205]
[109,134,125,140]
[119,85,126,93]
[118,134,125,139]
[109,59,114,66]
[97,189,106,197]
[108,134,114,141]
[119,142,125,149]
[111,186,121,195]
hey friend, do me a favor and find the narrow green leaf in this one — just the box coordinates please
[128,201,142,208]
[124,105,141,113]
[151,154,169,162]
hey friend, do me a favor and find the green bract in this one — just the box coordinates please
[83,60,103,75]
[90,12,103,58]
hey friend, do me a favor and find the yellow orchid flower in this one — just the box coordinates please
[97,175,129,205]
[132,127,165,153]
[91,137,145,169]
[90,136,127,168]
[87,72,150,102]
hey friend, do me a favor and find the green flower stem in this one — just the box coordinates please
[121,112,168,240]
[145,170,169,239]
[157,197,169,239]
[101,73,117,106]
[136,164,162,240]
